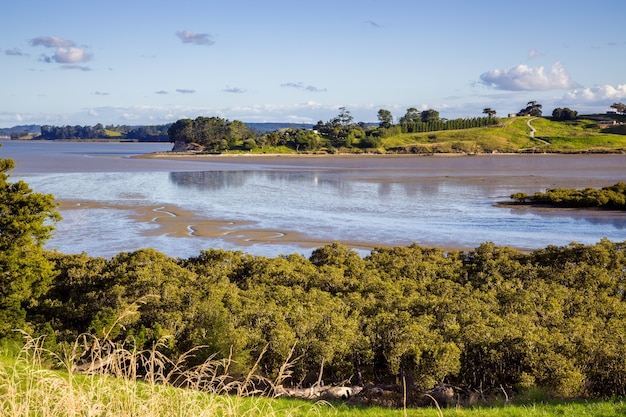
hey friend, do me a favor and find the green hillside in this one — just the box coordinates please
[381,117,626,154]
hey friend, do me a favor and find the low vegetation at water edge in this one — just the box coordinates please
[510,182,626,209]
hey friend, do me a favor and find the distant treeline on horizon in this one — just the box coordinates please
[0,122,316,141]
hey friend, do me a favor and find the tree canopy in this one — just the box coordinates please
[610,102,626,114]
[482,108,496,118]
[0,152,60,337]
[167,116,255,152]
[518,101,542,117]
[552,107,578,121]
[25,236,626,399]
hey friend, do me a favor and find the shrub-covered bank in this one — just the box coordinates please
[25,239,626,400]
[510,182,626,209]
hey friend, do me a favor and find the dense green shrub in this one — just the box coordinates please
[511,182,626,209]
[25,239,626,398]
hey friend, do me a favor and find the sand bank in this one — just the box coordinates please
[58,200,388,253]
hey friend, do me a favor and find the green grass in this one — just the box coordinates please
[2,335,626,417]
[380,117,626,154]
[105,129,123,137]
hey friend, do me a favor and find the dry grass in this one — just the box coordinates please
[0,333,327,417]
[3,335,626,416]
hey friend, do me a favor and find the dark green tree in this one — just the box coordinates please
[610,102,626,114]
[0,154,60,337]
[332,107,354,127]
[377,109,393,128]
[482,108,496,118]
[399,107,421,124]
[552,107,578,121]
[420,109,440,123]
[518,101,542,117]
[167,118,194,143]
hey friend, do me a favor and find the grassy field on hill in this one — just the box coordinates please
[380,117,626,154]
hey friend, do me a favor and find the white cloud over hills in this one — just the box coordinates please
[562,84,626,103]
[480,62,578,91]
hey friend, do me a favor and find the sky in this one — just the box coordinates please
[1,0,625,127]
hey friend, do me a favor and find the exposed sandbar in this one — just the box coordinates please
[57,200,392,253]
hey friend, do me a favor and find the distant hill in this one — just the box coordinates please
[0,125,41,136]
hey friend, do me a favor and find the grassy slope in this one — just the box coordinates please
[380,117,626,153]
[105,129,123,137]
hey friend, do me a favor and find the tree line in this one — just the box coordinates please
[168,107,501,153]
[39,124,170,141]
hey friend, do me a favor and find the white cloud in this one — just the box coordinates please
[562,84,626,102]
[176,30,215,46]
[30,35,92,66]
[480,62,577,91]
[54,46,92,63]
[528,48,542,59]
[176,89,196,94]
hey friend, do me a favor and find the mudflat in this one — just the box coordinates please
[58,200,386,253]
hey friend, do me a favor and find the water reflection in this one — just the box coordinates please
[168,169,450,199]
[509,208,626,230]
[169,170,353,194]
[169,171,247,191]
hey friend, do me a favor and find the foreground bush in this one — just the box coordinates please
[25,239,626,400]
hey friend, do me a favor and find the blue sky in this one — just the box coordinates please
[1,0,625,127]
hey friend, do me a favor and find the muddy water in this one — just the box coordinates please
[2,140,625,258]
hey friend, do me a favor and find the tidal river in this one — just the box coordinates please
[2,140,625,258]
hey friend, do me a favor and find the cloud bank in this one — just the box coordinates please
[480,62,577,91]
[562,84,626,102]
[176,30,215,46]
